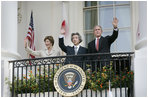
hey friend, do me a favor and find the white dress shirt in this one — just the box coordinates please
[74,45,80,55]
[74,45,80,52]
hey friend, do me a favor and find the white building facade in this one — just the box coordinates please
[1,1,147,97]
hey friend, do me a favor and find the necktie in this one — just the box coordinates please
[96,38,99,51]
[74,46,78,55]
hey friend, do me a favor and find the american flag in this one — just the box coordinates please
[26,11,35,58]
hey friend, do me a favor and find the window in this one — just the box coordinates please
[83,1,132,52]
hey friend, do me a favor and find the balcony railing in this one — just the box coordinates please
[9,52,134,97]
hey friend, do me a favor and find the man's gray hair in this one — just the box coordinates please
[71,32,82,43]
[93,25,103,32]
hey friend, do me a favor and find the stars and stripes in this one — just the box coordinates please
[26,11,35,59]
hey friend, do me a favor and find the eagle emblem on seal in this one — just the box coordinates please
[64,72,78,89]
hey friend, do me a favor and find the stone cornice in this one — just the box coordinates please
[135,38,147,50]
[1,49,22,60]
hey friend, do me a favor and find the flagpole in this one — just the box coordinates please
[62,1,69,37]
[27,38,30,59]
[61,1,68,56]
[109,63,112,97]
[26,11,36,60]
[62,1,64,20]
[61,2,64,56]
[109,80,112,97]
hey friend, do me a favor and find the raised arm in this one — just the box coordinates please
[24,37,41,56]
[112,17,118,29]
[59,28,67,53]
[107,17,119,44]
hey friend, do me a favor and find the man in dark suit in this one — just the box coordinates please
[59,29,87,68]
[88,17,119,71]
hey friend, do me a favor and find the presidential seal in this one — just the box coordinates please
[54,64,86,97]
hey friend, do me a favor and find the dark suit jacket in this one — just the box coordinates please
[88,29,118,54]
[59,37,87,67]
[87,29,118,71]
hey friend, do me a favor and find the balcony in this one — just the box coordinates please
[8,52,134,97]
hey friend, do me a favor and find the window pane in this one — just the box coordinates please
[85,1,91,7]
[116,6,131,28]
[102,30,132,52]
[84,9,97,30]
[115,1,130,4]
[99,7,113,29]
[99,1,113,5]
[85,33,94,45]
[111,29,132,52]
[91,1,97,6]
[85,1,97,7]
[101,31,112,37]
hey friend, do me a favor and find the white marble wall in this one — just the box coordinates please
[1,1,21,97]
[134,1,147,97]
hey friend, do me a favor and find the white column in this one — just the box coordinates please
[1,1,21,59]
[134,1,147,97]
[1,1,21,97]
